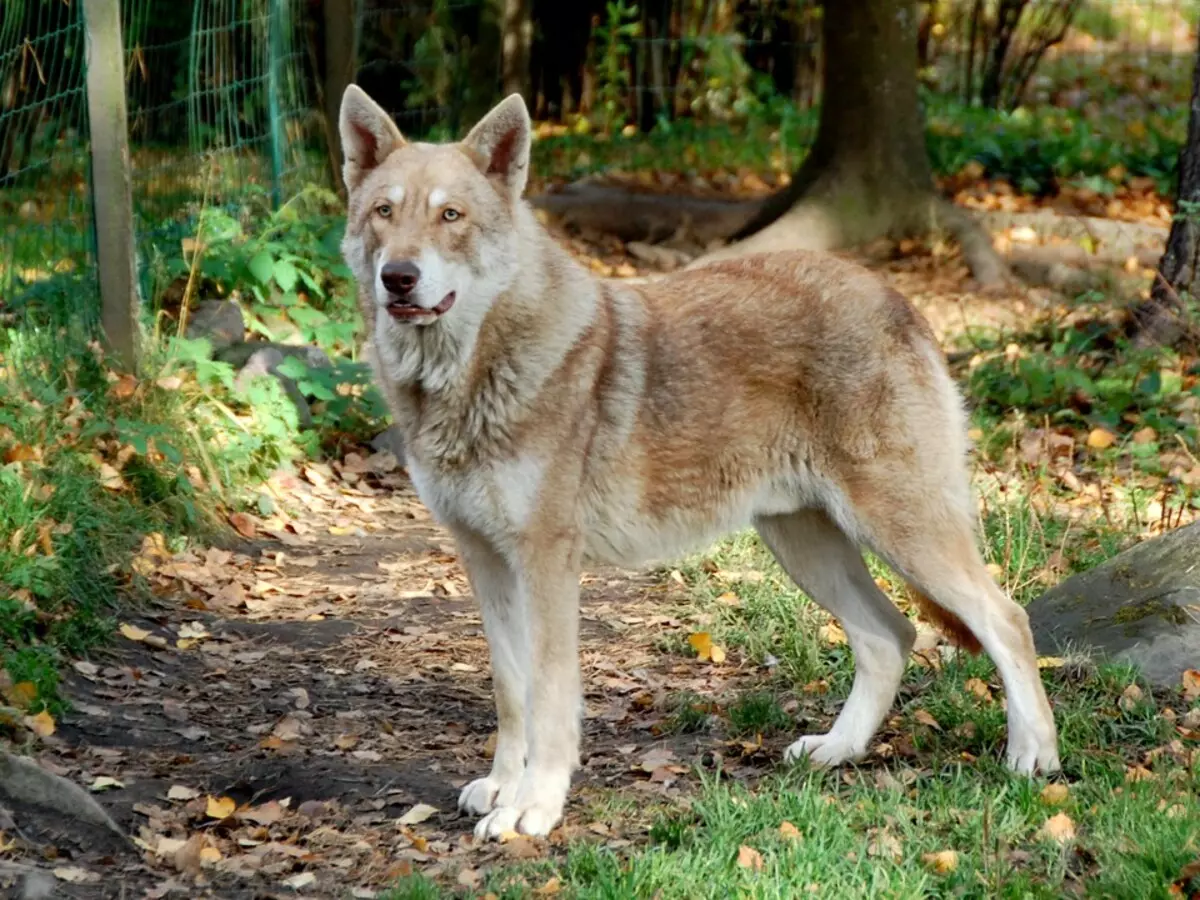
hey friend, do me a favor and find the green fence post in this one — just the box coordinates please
[267,0,285,209]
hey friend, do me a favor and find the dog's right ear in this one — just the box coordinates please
[339,85,405,192]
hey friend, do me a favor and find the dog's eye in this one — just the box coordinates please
[376,204,392,218]
[442,208,462,222]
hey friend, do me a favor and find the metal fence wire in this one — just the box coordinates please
[2,0,1199,332]
[0,0,321,326]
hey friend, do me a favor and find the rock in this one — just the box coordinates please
[218,341,331,372]
[1027,522,1200,688]
[369,424,406,466]
[185,300,245,354]
[231,346,313,430]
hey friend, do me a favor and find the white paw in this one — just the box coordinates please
[474,798,563,840]
[458,774,519,817]
[784,733,865,767]
[1006,733,1061,775]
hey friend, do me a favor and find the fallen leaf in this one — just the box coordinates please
[205,795,237,819]
[819,620,847,646]
[922,849,958,873]
[119,623,151,642]
[737,844,764,871]
[1119,683,1144,711]
[1040,783,1070,806]
[199,845,222,864]
[167,785,200,802]
[688,631,726,663]
[108,374,138,400]
[283,872,316,890]
[778,821,802,841]
[1037,811,1076,843]
[3,443,40,464]
[4,681,37,709]
[1037,656,1066,669]
[156,374,184,391]
[534,876,562,895]
[240,800,287,825]
[25,710,55,738]
[914,709,941,730]
[1125,764,1156,782]
[397,803,438,825]
[54,866,101,883]
[965,677,993,702]
[1182,669,1200,701]
[228,512,257,539]
[1132,426,1157,445]
[1086,428,1116,450]
[867,829,903,860]
[89,776,124,792]
[98,463,126,491]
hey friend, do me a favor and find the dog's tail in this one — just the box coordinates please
[906,585,983,654]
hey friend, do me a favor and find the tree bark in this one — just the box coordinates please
[711,0,1007,286]
[322,0,358,197]
[501,0,534,99]
[1133,33,1200,346]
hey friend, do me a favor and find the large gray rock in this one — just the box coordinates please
[185,300,245,354]
[1028,521,1200,687]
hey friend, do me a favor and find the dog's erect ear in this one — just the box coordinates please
[461,94,532,199]
[339,85,405,191]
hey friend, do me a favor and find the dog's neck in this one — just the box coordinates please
[376,203,600,467]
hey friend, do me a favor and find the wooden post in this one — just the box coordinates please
[82,0,140,369]
[323,0,358,196]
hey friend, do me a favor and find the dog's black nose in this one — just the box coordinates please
[381,260,421,297]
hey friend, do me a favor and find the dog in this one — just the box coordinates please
[337,85,1061,841]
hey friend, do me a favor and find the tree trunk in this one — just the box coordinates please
[501,0,534,99]
[322,0,358,197]
[1133,34,1200,346]
[712,0,1006,286]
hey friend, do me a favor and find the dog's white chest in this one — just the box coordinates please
[406,454,545,543]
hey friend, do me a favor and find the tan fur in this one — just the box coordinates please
[338,87,1061,840]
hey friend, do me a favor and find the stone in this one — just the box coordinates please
[231,346,313,430]
[184,300,245,354]
[369,424,406,466]
[1027,522,1200,688]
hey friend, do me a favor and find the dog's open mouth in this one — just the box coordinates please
[387,292,456,321]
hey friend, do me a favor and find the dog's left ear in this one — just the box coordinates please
[462,94,532,200]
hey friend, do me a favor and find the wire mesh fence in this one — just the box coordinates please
[1,0,1199,339]
[0,0,323,329]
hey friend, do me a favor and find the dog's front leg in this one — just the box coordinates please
[455,531,528,818]
[474,534,581,840]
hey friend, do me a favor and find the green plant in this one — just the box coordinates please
[592,1,642,132]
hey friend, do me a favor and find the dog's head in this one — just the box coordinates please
[338,86,531,334]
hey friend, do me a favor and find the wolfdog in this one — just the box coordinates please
[338,86,1061,841]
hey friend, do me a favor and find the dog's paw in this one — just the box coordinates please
[1005,733,1061,776]
[473,798,563,841]
[783,733,864,767]
[458,775,519,817]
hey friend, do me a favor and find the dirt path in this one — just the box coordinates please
[3,451,788,898]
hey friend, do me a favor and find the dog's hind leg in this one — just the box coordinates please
[455,532,529,818]
[860,495,1061,774]
[755,509,916,766]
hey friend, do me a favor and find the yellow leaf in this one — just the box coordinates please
[922,849,958,873]
[205,795,237,819]
[1182,669,1200,701]
[199,846,222,864]
[1086,428,1116,450]
[819,620,847,646]
[1125,764,1156,783]
[736,844,764,871]
[1119,683,1144,711]
[5,681,37,710]
[1040,783,1070,806]
[914,709,941,730]
[965,677,993,702]
[1037,811,1076,843]
[688,632,714,662]
[710,643,727,664]
[119,623,151,642]
[1037,656,1066,669]
[778,821,802,841]
[98,463,125,491]
[26,710,55,738]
